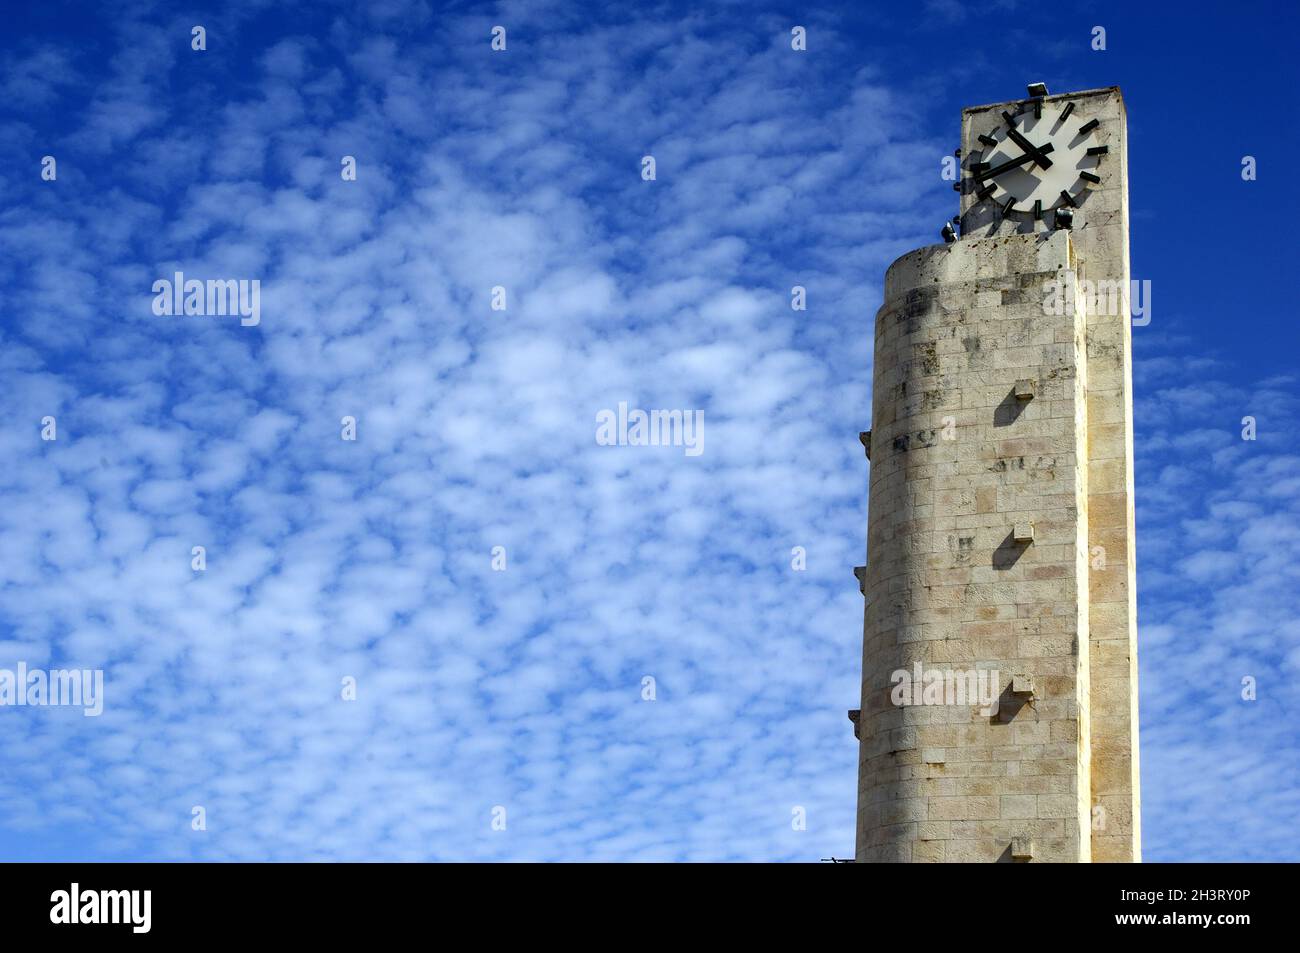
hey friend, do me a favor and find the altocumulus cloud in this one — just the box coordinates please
[1132,341,1300,862]
[0,0,947,861]
[0,0,1295,861]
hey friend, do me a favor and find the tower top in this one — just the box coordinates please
[958,86,1125,237]
[962,85,1124,117]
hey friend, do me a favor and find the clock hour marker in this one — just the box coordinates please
[1002,110,1018,127]
[977,183,997,200]
[978,133,999,147]
[1086,145,1109,156]
[1033,199,1042,220]
[1080,171,1102,184]
[1078,118,1100,135]
[1033,99,1042,119]
[1059,101,1075,122]
[1059,190,1076,208]
[970,161,991,173]
[1002,196,1016,216]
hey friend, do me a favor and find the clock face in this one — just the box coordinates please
[967,99,1108,221]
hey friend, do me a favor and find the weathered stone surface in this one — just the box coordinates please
[854,87,1140,863]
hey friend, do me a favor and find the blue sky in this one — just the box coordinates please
[0,0,1296,861]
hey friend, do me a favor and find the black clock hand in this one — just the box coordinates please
[974,143,1054,180]
[1001,118,1054,169]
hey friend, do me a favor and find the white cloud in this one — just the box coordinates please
[0,0,1293,863]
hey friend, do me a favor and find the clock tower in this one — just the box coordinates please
[853,86,1140,862]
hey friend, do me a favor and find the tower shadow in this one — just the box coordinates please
[991,683,1030,723]
[992,531,1030,569]
[994,386,1028,427]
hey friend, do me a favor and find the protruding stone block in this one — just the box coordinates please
[1013,522,1035,543]
[859,430,872,460]
[847,709,861,740]
[1014,379,1036,400]
[1011,838,1034,860]
[853,566,867,594]
[1011,675,1034,697]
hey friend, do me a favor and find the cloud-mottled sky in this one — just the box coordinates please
[0,0,1296,861]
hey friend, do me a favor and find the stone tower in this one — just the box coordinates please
[852,86,1140,862]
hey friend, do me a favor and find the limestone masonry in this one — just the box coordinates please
[852,87,1140,862]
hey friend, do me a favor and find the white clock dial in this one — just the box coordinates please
[968,100,1107,219]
